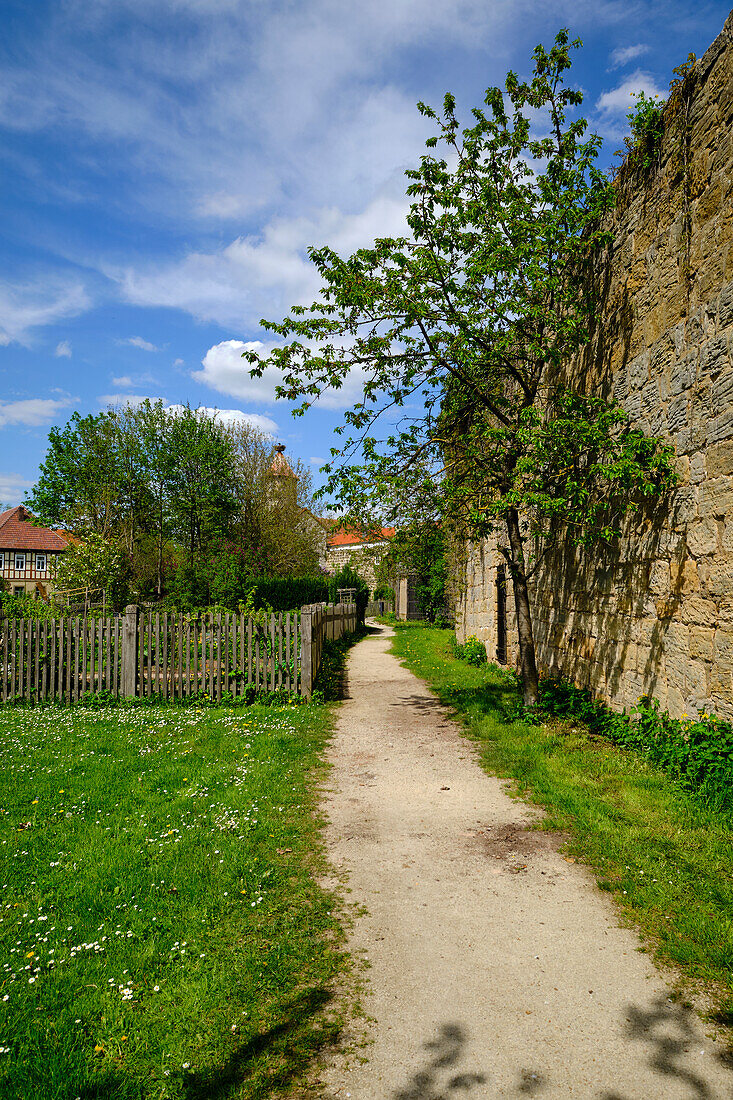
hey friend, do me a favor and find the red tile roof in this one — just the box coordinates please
[0,507,70,552]
[327,526,395,548]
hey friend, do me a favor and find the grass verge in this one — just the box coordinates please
[0,698,352,1099]
[391,622,733,1028]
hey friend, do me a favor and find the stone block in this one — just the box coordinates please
[689,626,715,661]
[706,441,733,477]
[628,351,650,390]
[664,620,691,654]
[670,557,700,594]
[685,658,710,697]
[718,596,733,622]
[680,596,719,626]
[703,560,733,599]
[669,486,699,527]
[700,333,731,379]
[667,394,689,432]
[699,476,733,517]
[708,405,733,444]
[648,559,671,597]
[669,353,697,395]
[711,367,733,413]
[686,518,718,557]
[690,452,706,484]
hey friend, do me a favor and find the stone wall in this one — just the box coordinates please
[456,13,733,719]
[324,543,388,593]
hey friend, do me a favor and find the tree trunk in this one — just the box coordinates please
[504,507,540,706]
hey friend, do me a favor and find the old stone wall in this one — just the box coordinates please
[456,13,733,719]
[324,543,388,593]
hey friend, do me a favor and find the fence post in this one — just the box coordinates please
[301,607,313,699]
[121,604,139,698]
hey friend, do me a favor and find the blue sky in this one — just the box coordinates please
[0,0,730,507]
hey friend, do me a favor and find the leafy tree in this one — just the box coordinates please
[245,31,677,704]
[53,533,128,608]
[224,422,324,577]
[27,411,125,538]
[328,563,369,623]
[379,522,448,623]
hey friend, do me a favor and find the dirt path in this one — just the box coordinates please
[320,623,733,1099]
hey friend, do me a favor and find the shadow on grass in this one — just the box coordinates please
[75,988,337,1100]
[182,988,336,1100]
[313,627,369,702]
[412,679,522,724]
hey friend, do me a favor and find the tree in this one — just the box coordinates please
[224,422,324,577]
[379,522,448,623]
[244,30,677,704]
[53,533,128,608]
[27,411,126,539]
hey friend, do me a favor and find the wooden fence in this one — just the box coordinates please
[0,602,357,704]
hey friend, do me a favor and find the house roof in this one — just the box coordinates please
[0,506,70,552]
[327,525,396,549]
[268,444,297,478]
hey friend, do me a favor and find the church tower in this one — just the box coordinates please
[267,444,298,507]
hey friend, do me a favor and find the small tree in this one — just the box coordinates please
[53,534,128,609]
[379,522,448,623]
[252,34,677,702]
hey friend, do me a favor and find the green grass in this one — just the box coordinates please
[0,700,351,1099]
[392,623,733,1026]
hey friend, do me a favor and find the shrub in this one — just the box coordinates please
[328,564,369,624]
[245,576,330,612]
[535,677,733,817]
[449,633,487,666]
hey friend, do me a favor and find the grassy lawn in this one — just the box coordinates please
[392,622,733,1027]
[0,698,350,1100]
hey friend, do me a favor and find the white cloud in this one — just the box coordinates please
[54,340,72,358]
[0,280,89,346]
[310,456,325,465]
[194,339,368,410]
[0,396,76,427]
[98,393,151,408]
[112,375,133,387]
[96,390,278,435]
[609,44,650,69]
[116,193,410,330]
[166,404,278,435]
[596,70,666,116]
[119,336,159,351]
[0,472,35,506]
[173,358,184,367]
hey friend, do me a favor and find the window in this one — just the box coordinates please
[13,586,24,597]
[35,553,47,572]
[14,552,26,571]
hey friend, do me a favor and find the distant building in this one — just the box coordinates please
[0,506,70,598]
[267,445,328,568]
[325,525,396,594]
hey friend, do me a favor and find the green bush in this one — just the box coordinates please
[327,564,369,624]
[245,576,330,611]
[449,633,487,666]
[0,593,64,621]
[536,677,733,817]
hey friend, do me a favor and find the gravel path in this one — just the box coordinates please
[320,622,733,1099]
